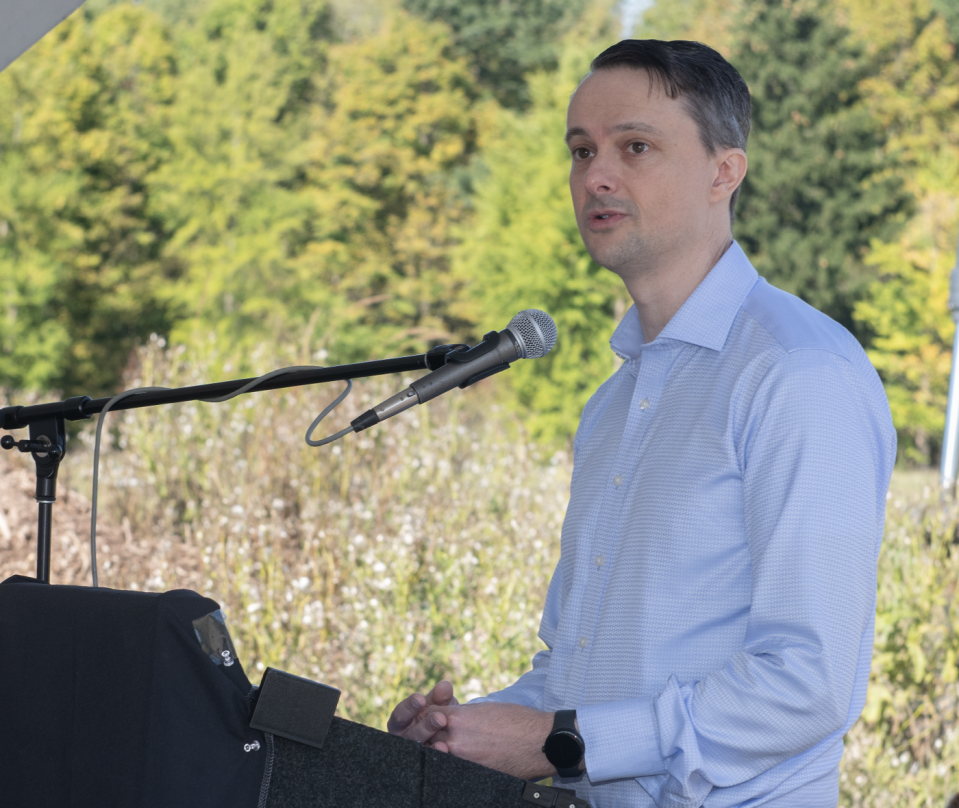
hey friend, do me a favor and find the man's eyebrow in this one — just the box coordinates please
[610,121,664,137]
[565,121,665,143]
[564,126,589,143]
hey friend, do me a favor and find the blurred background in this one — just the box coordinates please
[0,0,957,804]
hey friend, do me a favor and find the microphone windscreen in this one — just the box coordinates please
[507,310,558,359]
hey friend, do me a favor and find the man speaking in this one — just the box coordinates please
[387,39,895,807]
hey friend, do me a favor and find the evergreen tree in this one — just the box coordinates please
[930,0,959,44]
[846,0,959,463]
[150,0,337,359]
[294,12,483,362]
[731,0,912,334]
[156,8,483,366]
[400,0,586,109]
[0,5,179,396]
[639,0,741,49]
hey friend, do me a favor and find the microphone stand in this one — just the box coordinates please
[0,345,467,583]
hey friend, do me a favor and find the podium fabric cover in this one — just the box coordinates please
[0,576,267,808]
[0,576,583,808]
[267,720,545,808]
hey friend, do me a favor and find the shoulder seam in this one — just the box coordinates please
[739,305,855,363]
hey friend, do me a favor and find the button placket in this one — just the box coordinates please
[580,350,670,659]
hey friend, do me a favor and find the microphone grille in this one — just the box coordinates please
[507,309,558,359]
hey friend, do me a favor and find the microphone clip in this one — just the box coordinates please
[446,331,512,388]
[424,343,470,370]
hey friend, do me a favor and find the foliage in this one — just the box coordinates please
[846,0,959,465]
[729,0,912,334]
[290,14,483,362]
[84,0,214,27]
[639,0,741,49]
[0,2,490,393]
[400,0,587,109]
[150,0,336,355]
[0,6,179,395]
[854,193,958,466]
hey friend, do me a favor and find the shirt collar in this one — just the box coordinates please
[609,240,759,359]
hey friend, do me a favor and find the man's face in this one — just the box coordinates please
[566,68,722,276]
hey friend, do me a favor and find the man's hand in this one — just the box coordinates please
[387,680,459,744]
[423,702,558,780]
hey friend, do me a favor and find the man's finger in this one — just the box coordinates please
[404,708,448,743]
[387,692,427,734]
[428,680,456,706]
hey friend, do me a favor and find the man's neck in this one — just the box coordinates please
[621,234,734,343]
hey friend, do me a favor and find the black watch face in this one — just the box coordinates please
[544,730,584,769]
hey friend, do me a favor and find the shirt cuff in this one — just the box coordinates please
[577,696,666,782]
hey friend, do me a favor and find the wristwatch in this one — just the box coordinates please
[542,709,585,777]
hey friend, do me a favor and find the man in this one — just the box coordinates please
[388,39,896,807]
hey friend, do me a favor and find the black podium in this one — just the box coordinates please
[0,577,588,808]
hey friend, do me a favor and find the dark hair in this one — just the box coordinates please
[590,39,751,220]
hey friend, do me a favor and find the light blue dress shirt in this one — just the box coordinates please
[475,242,896,807]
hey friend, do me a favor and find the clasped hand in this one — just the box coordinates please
[386,680,557,780]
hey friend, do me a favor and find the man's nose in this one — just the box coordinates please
[584,152,619,196]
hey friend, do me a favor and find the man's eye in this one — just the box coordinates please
[628,142,648,154]
[572,147,592,159]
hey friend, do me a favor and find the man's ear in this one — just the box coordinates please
[711,149,747,205]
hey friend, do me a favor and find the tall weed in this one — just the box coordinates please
[842,478,959,807]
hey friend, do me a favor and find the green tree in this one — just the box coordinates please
[0,5,179,396]
[150,0,337,359]
[154,7,484,368]
[288,13,484,362]
[730,0,911,334]
[401,0,586,109]
[846,0,959,463]
[639,0,741,49]
[454,16,627,443]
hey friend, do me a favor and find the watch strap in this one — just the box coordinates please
[552,709,577,734]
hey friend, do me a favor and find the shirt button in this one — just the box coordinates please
[595,555,604,567]
[579,636,588,648]
[613,474,623,486]
[639,398,650,410]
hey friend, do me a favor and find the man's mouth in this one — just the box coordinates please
[588,210,627,228]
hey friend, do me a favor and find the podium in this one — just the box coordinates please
[0,577,588,808]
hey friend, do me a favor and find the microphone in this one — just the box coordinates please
[350,309,557,433]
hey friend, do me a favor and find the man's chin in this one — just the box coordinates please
[584,240,645,277]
